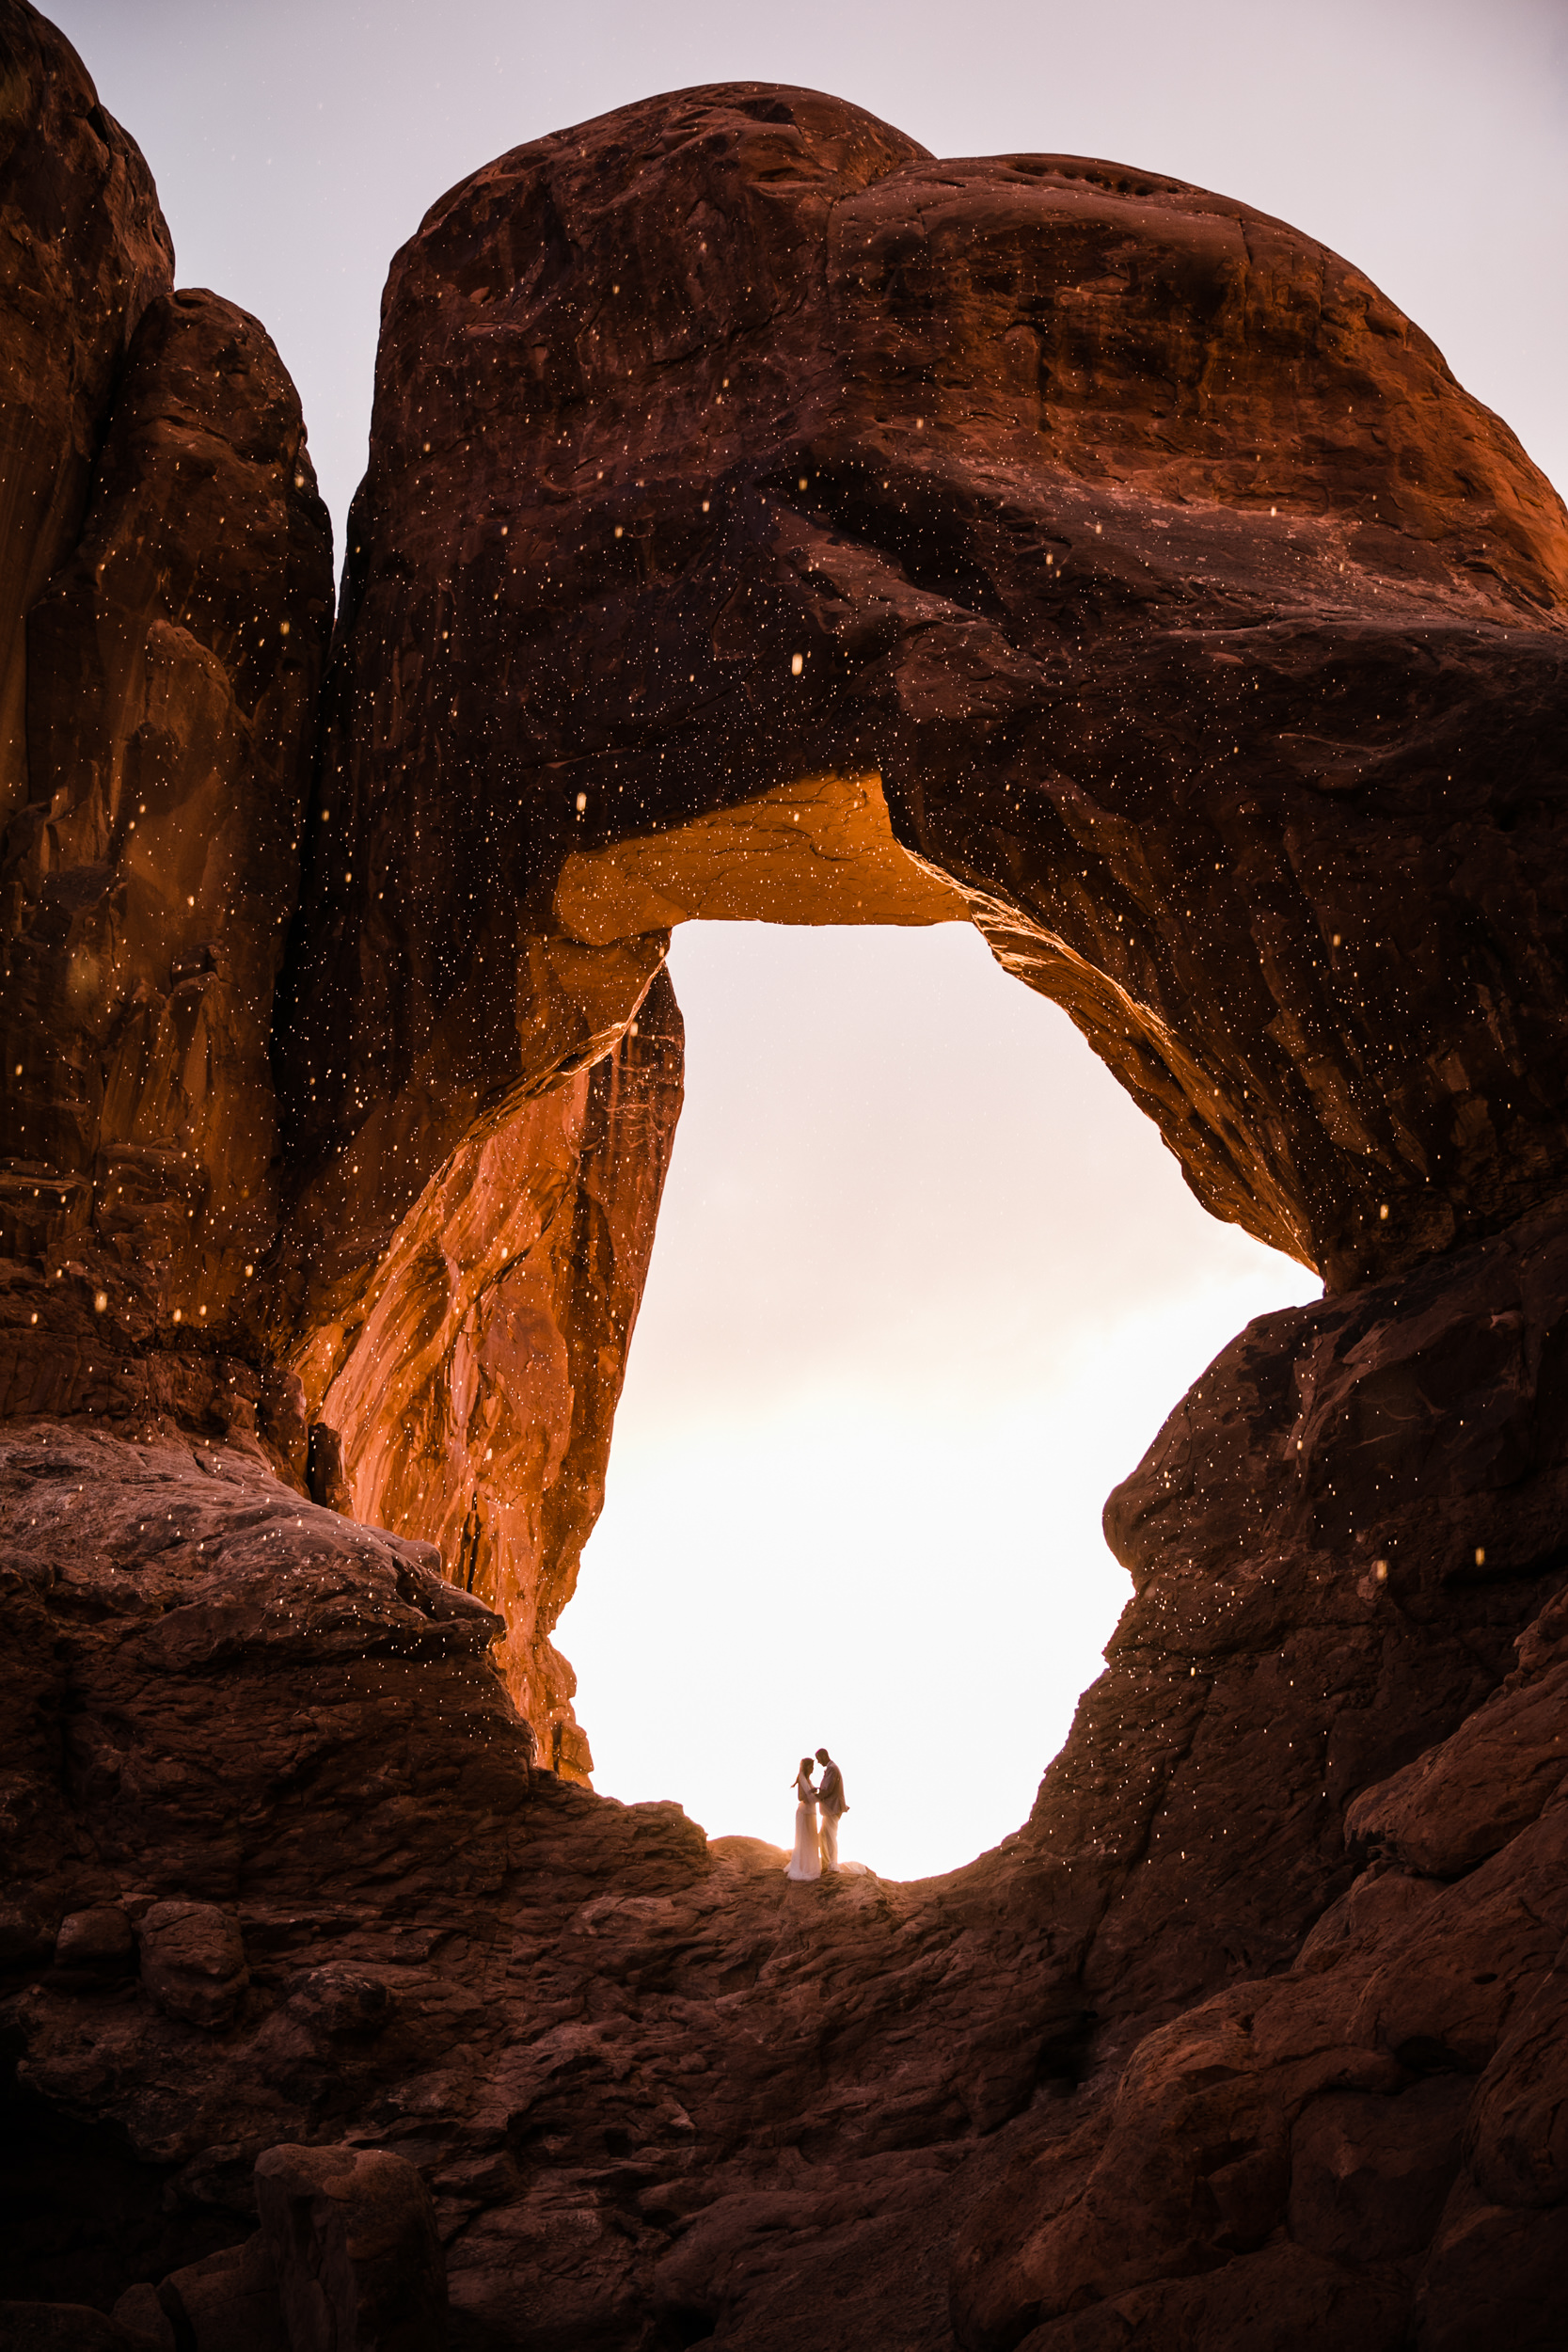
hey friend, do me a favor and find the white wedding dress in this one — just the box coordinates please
[785,1772,821,1881]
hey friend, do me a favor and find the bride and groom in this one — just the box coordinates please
[786,1747,847,1882]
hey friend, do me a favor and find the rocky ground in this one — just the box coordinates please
[7,1200,1568,2345]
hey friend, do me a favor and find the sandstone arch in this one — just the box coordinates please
[8,26,1568,2344]
[272,82,1567,1766]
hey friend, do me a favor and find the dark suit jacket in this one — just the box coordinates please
[817,1761,846,1816]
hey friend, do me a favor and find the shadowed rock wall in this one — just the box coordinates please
[0,0,677,1780]
[7,1224,1568,2349]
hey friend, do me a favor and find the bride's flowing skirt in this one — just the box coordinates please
[785,1803,820,1881]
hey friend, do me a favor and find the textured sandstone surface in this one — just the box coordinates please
[6,26,1568,2352]
[0,8,328,1430]
[3,283,333,1327]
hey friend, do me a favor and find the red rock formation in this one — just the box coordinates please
[7,35,1568,2352]
[3,285,333,1330]
[0,2,333,1485]
[949,1202,1568,2349]
[0,0,172,835]
[0,0,677,1786]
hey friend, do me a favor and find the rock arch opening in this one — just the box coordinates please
[559,914,1320,1875]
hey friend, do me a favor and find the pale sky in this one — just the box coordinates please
[51,0,1564,1875]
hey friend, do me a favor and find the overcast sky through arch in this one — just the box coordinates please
[50,0,1565,1877]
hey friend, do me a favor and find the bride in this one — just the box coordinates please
[785,1756,821,1882]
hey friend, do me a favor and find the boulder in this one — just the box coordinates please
[138,1902,248,2029]
[54,1905,135,1973]
[128,2237,287,2352]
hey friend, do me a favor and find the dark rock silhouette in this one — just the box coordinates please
[4,16,1568,2348]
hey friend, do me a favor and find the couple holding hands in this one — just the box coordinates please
[786,1747,847,1882]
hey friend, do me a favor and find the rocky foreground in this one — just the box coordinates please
[4,2,1568,2344]
[8,1208,1568,2347]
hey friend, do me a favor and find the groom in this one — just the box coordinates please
[815,1747,847,1870]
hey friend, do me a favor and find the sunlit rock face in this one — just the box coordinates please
[9,33,1568,2350]
[288,970,684,1772]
